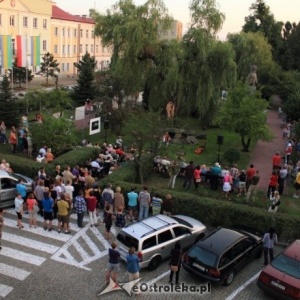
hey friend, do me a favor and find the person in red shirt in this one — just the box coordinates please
[193,165,201,191]
[272,151,282,171]
[246,164,256,191]
[267,170,278,198]
[86,191,98,227]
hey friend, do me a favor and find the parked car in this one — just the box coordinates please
[116,214,207,270]
[257,240,300,299]
[0,170,33,208]
[182,227,262,285]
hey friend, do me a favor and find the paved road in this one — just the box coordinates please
[0,209,283,300]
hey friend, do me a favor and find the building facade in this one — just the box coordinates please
[159,20,183,41]
[0,0,111,75]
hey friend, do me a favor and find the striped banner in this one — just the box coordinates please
[0,35,12,69]
[16,35,27,67]
[30,36,40,66]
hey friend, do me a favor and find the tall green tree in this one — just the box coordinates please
[9,59,34,88]
[0,76,20,127]
[73,52,97,105]
[217,83,272,152]
[40,52,60,86]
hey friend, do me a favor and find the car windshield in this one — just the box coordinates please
[117,232,139,251]
[172,216,192,228]
[189,245,218,267]
[271,254,300,279]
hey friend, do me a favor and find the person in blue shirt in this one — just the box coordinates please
[16,179,28,214]
[42,190,54,231]
[127,188,138,222]
[210,163,222,191]
[126,247,140,294]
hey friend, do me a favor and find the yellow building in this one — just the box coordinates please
[0,0,52,72]
[159,20,183,41]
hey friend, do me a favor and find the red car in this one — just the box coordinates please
[257,240,300,299]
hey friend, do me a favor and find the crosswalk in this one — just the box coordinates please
[0,208,116,298]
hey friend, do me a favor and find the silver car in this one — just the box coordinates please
[117,214,207,270]
[0,170,33,208]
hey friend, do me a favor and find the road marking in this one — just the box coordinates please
[0,284,13,298]
[2,232,59,254]
[0,247,46,266]
[3,217,73,242]
[225,271,260,300]
[0,263,30,281]
[146,270,170,286]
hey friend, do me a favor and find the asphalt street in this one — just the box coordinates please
[0,208,283,300]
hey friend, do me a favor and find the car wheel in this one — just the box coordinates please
[194,233,205,243]
[224,271,235,286]
[148,256,162,271]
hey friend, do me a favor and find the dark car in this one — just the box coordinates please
[182,227,262,285]
[257,240,300,300]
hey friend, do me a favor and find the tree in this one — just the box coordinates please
[30,116,77,156]
[125,108,166,184]
[9,59,34,88]
[282,86,300,121]
[0,76,20,127]
[73,52,97,105]
[217,83,272,152]
[40,52,60,86]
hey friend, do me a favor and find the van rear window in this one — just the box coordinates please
[117,232,139,251]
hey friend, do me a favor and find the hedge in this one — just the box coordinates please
[100,177,300,241]
[1,147,99,178]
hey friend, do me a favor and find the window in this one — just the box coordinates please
[91,44,94,53]
[142,236,157,250]
[96,45,98,53]
[66,63,69,71]
[173,226,190,237]
[86,30,89,38]
[67,45,70,54]
[23,17,28,27]
[62,28,65,36]
[85,44,88,52]
[54,45,58,54]
[79,44,82,53]
[73,45,76,54]
[43,19,47,29]
[12,39,15,55]
[1,178,16,189]
[158,230,173,244]
[102,46,105,53]
[74,29,77,37]
[91,30,94,38]
[54,27,58,36]
[42,40,47,51]
[80,29,83,37]
[62,63,65,72]
[67,28,70,37]
[33,18,38,28]
[0,14,2,26]
[62,45,65,54]
[10,15,15,26]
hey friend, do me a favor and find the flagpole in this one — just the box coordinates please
[26,34,28,113]
[11,36,14,94]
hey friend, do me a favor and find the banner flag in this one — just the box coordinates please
[0,35,12,69]
[31,36,40,66]
[16,35,27,67]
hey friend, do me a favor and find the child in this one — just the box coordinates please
[26,193,38,228]
[104,204,113,240]
[237,170,247,196]
[15,193,24,229]
[0,208,3,250]
[268,191,281,213]
[114,205,126,228]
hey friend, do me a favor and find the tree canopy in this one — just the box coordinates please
[40,52,60,86]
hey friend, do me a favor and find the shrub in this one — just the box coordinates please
[224,148,241,165]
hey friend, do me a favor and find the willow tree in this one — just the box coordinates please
[180,0,237,122]
[90,0,172,97]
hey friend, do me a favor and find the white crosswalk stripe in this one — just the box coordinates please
[0,284,13,298]
[0,263,30,280]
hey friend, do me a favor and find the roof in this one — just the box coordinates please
[198,228,244,254]
[52,5,95,24]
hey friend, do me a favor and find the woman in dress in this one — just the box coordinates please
[223,172,232,198]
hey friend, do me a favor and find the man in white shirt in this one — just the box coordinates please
[39,146,47,157]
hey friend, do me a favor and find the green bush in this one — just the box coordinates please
[224,148,241,165]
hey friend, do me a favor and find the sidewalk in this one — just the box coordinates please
[250,109,285,190]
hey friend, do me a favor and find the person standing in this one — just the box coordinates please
[0,208,4,250]
[26,193,38,228]
[262,228,277,266]
[114,187,125,213]
[285,142,293,164]
[183,161,195,191]
[268,191,281,213]
[102,184,114,213]
[34,180,45,216]
[104,205,113,240]
[127,188,138,222]
[210,163,221,191]
[223,172,232,198]
[246,170,260,203]
[126,247,140,294]
[16,179,28,213]
[15,194,24,229]
[42,190,54,231]
[75,190,86,228]
[246,164,256,191]
[272,151,282,171]
[138,186,151,221]
[267,170,278,198]
[169,241,182,285]
[151,193,163,215]
[86,191,98,227]
[9,126,17,154]
[278,165,288,195]
[57,193,71,234]
[105,242,120,285]
[0,121,8,144]
[162,194,173,216]
[293,168,300,198]
[193,165,201,191]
